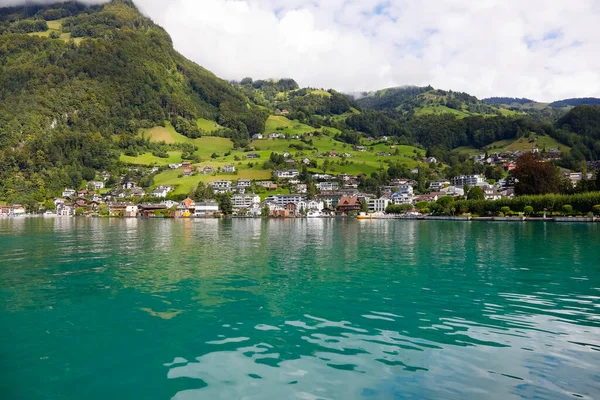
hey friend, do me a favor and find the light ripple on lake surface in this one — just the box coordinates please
[0,217,599,400]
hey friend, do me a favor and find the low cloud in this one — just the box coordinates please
[0,0,108,6]
[2,0,599,101]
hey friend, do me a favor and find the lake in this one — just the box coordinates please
[1,218,599,399]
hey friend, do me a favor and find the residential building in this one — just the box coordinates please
[316,182,339,191]
[194,201,219,216]
[273,170,300,179]
[367,196,390,212]
[296,184,307,193]
[251,133,263,140]
[62,188,76,198]
[211,180,232,193]
[451,174,485,188]
[246,153,260,159]
[152,186,173,198]
[268,132,283,139]
[88,181,105,190]
[237,179,251,188]
[337,195,361,213]
[429,181,450,191]
[183,168,193,177]
[264,194,306,207]
[222,165,236,173]
[201,166,215,175]
[232,194,261,209]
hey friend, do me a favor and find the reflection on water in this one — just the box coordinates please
[0,218,599,400]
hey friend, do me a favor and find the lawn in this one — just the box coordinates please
[414,105,472,118]
[140,123,234,158]
[485,135,569,153]
[120,152,183,166]
[264,115,316,135]
[196,118,221,133]
[28,19,83,44]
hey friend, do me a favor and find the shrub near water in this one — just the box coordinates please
[423,192,600,215]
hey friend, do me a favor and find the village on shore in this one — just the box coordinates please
[2,145,597,221]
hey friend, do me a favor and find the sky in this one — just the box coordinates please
[2,0,600,101]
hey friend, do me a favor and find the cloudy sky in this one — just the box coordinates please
[3,0,600,101]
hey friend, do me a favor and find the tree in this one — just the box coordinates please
[524,206,534,215]
[211,152,218,159]
[43,200,56,211]
[218,194,233,215]
[360,199,368,213]
[98,204,109,216]
[193,181,214,201]
[500,206,511,215]
[467,186,485,200]
[562,204,573,215]
[49,31,61,39]
[75,207,85,216]
[592,204,600,216]
[512,153,561,195]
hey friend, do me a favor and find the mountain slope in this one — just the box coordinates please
[0,0,265,204]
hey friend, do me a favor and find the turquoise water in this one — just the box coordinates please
[1,218,599,400]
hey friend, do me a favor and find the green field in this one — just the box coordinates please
[133,119,427,193]
[120,151,183,166]
[196,118,221,133]
[452,134,569,155]
[28,18,83,44]
[263,115,317,135]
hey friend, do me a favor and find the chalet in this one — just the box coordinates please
[88,181,104,190]
[246,153,260,159]
[302,158,311,165]
[222,165,236,173]
[75,197,87,207]
[251,133,263,140]
[268,132,283,139]
[179,197,196,213]
[202,166,215,175]
[337,196,361,213]
[122,182,137,190]
[426,157,437,164]
[183,168,193,177]
[381,136,388,142]
[355,145,365,151]
[131,188,145,197]
[138,204,167,218]
[291,134,300,139]
[283,152,290,158]
[161,200,179,209]
[182,162,193,168]
[169,163,182,169]
[296,184,308,193]
[77,190,88,197]
[62,189,76,198]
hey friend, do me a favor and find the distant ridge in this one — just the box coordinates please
[482,97,535,105]
[549,98,600,108]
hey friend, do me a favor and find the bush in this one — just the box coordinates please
[562,204,573,215]
[593,204,600,216]
[523,205,534,215]
[500,206,511,215]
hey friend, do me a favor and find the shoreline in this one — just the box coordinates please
[2,215,598,223]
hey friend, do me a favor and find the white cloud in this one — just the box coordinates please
[3,0,599,101]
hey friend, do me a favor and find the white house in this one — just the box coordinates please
[237,179,251,188]
[211,180,232,193]
[194,201,220,215]
[251,133,263,140]
[368,196,390,212]
[232,194,261,209]
[429,181,451,191]
[152,186,173,198]
[268,132,283,139]
[264,194,307,207]
[222,165,236,173]
[273,170,300,179]
[62,188,76,198]
[88,181,105,190]
[316,182,339,191]
[452,174,485,188]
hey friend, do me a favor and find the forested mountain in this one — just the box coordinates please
[0,0,266,204]
[549,98,600,108]
[482,97,535,106]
